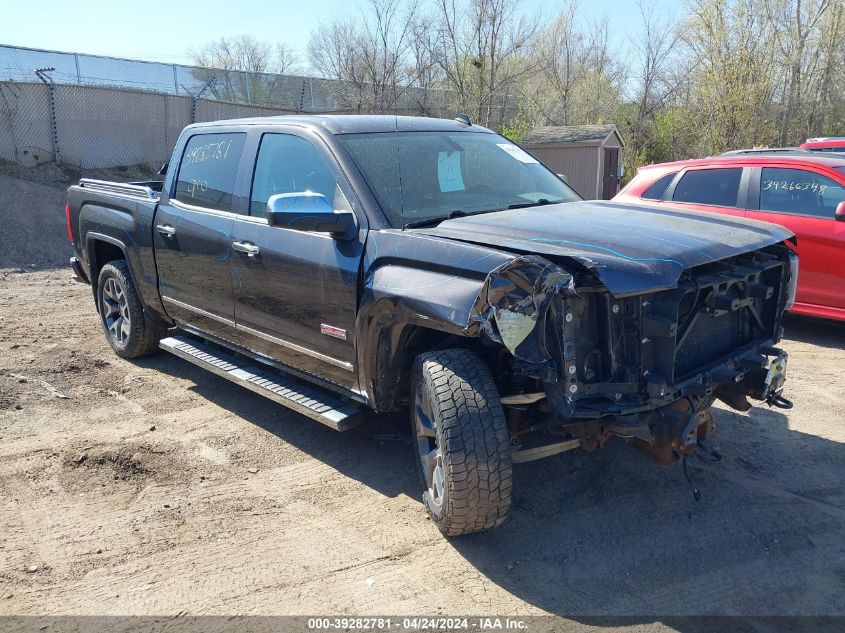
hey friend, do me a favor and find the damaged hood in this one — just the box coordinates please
[416,200,794,295]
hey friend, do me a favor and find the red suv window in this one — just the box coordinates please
[673,168,742,207]
[641,172,677,200]
[760,167,845,219]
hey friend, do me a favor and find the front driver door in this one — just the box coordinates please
[228,129,365,390]
[154,131,246,344]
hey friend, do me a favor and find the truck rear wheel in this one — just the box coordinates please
[96,260,164,359]
[411,349,513,536]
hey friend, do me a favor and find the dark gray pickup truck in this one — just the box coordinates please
[66,115,796,535]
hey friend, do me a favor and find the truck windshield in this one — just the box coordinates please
[338,131,581,228]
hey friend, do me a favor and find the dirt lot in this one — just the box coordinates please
[1,172,844,628]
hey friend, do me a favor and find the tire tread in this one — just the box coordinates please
[413,349,512,536]
[98,260,165,359]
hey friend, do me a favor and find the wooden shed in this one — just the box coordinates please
[521,125,625,200]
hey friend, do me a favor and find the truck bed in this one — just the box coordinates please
[66,177,167,319]
[75,178,164,200]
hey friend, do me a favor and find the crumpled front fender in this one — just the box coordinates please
[357,229,578,410]
[472,256,575,363]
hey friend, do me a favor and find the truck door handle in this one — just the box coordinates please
[156,224,176,238]
[232,241,260,256]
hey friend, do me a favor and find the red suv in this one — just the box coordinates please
[615,154,845,322]
[800,137,845,153]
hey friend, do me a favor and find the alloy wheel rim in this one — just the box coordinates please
[102,277,130,346]
[414,382,445,508]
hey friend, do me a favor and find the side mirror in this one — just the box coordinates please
[836,200,845,222]
[266,192,356,238]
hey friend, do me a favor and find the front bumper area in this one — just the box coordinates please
[543,344,789,457]
[536,247,794,459]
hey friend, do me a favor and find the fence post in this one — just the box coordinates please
[190,76,216,123]
[73,53,81,83]
[172,64,179,94]
[35,67,60,165]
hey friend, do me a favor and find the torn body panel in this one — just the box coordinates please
[358,232,795,470]
[356,230,574,410]
[356,220,794,468]
[475,256,576,363]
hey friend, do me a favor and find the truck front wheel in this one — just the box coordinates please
[96,260,164,359]
[411,349,513,536]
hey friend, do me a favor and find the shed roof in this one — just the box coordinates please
[522,124,624,146]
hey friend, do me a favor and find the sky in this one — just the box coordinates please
[1,0,683,69]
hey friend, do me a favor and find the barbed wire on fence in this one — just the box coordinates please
[0,43,471,112]
[0,43,517,170]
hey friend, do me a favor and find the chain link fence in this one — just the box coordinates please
[0,81,287,168]
[0,44,517,169]
[0,44,463,110]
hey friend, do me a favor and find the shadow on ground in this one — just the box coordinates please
[134,352,420,501]
[134,324,845,627]
[784,313,845,345]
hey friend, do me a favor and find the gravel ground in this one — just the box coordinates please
[0,173,844,630]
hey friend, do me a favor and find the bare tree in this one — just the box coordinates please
[532,1,587,126]
[527,2,623,127]
[613,0,685,170]
[682,0,779,153]
[190,35,302,105]
[192,35,300,74]
[579,15,625,124]
[805,1,845,135]
[308,0,419,113]
[296,0,845,167]
[431,0,540,127]
[629,1,681,129]
[765,0,833,144]
[408,12,446,115]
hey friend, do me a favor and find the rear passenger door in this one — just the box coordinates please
[746,166,845,311]
[663,166,750,219]
[228,129,366,390]
[154,131,247,345]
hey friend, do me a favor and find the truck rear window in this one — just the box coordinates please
[175,133,246,212]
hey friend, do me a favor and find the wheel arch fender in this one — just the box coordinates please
[86,233,131,308]
[356,300,472,413]
[85,233,169,326]
[356,253,577,412]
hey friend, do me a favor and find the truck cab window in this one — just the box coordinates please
[174,133,246,212]
[250,134,338,215]
[759,167,845,219]
[339,131,581,228]
[673,168,742,207]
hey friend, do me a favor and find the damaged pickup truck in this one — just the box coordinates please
[66,115,796,535]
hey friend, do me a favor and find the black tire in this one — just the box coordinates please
[411,349,513,536]
[96,260,164,359]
